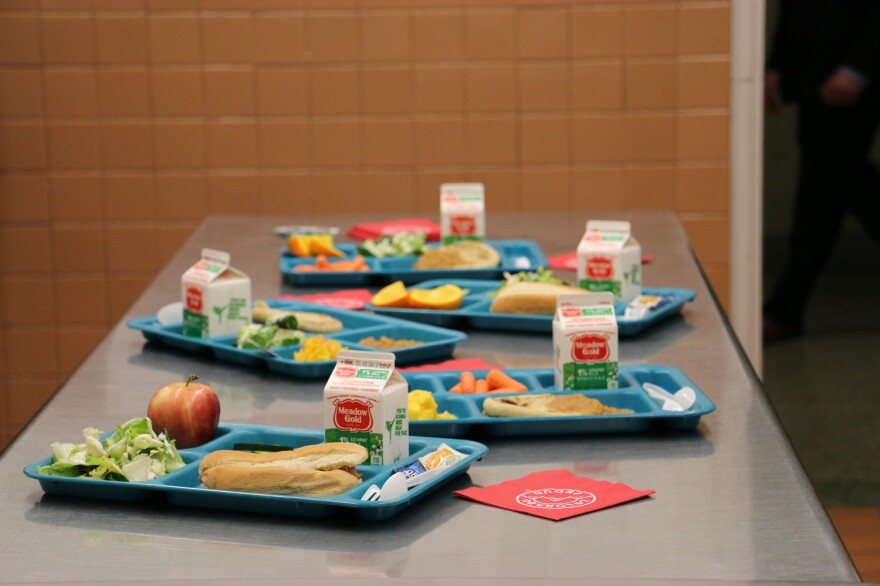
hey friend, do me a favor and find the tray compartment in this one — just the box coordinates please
[334,323,462,348]
[148,323,215,354]
[26,450,202,502]
[408,395,483,438]
[373,256,419,271]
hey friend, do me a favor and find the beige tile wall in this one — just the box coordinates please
[0,0,731,450]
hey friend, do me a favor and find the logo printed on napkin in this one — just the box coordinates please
[454,469,654,521]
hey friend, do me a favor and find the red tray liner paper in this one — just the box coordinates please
[275,289,373,311]
[455,469,654,521]
[399,358,500,372]
[548,252,654,272]
[346,218,441,242]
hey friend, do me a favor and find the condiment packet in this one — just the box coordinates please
[275,289,373,311]
[548,252,653,272]
[622,294,663,320]
[393,443,467,489]
[454,469,654,521]
[399,358,500,372]
[347,218,441,242]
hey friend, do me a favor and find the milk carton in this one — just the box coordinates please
[324,350,408,466]
[553,293,619,390]
[440,183,485,244]
[577,220,642,303]
[181,248,251,338]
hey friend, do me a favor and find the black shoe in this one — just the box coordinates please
[762,317,803,343]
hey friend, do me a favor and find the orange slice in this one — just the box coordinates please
[371,281,410,308]
[310,236,345,258]
[407,284,464,310]
[288,235,313,257]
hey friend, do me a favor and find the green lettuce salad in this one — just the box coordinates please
[36,417,185,482]
[357,232,426,258]
[236,324,305,350]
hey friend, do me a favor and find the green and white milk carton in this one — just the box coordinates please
[440,183,485,244]
[324,350,408,466]
[181,248,251,338]
[577,220,642,303]
[553,293,619,390]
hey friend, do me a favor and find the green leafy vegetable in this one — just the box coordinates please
[357,232,426,258]
[236,324,305,350]
[488,268,568,297]
[36,417,185,482]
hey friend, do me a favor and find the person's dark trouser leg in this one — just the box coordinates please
[845,100,880,245]
[764,103,848,325]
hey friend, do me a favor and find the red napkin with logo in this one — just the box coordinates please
[548,253,654,271]
[346,218,441,242]
[275,289,373,311]
[399,358,499,372]
[455,469,654,521]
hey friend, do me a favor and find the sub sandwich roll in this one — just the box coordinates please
[199,442,367,497]
[490,282,587,315]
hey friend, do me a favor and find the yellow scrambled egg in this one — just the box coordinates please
[408,390,456,420]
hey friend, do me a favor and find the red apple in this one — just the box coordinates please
[147,375,220,448]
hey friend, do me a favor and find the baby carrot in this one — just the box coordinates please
[315,255,329,269]
[486,369,528,392]
[449,383,462,393]
[474,379,488,394]
[460,371,476,394]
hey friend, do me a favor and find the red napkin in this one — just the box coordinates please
[455,469,654,521]
[399,358,500,372]
[548,253,654,271]
[346,218,441,242]
[275,289,373,311]
[548,252,579,271]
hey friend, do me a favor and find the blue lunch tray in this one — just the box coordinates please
[127,299,467,379]
[402,365,715,437]
[279,240,548,286]
[368,280,697,337]
[23,424,489,521]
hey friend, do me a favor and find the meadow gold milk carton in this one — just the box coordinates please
[324,350,408,466]
[577,220,642,303]
[181,248,251,338]
[553,293,619,390]
[440,183,485,244]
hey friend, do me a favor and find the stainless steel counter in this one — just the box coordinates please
[0,212,858,584]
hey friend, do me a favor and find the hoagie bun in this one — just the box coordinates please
[490,282,587,315]
[199,442,367,497]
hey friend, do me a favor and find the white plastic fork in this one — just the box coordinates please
[642,382,696,411]
[361,484,382,502]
